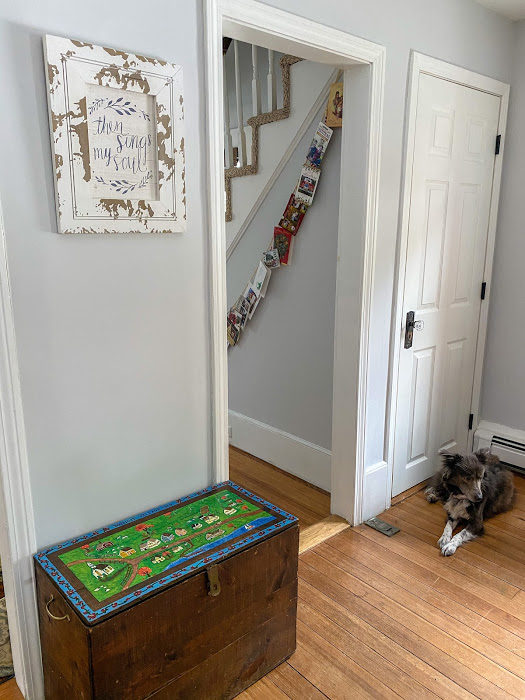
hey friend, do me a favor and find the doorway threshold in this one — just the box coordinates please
[298,514,350,554]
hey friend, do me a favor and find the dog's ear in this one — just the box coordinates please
[475,447,491,463]
[475,446,499,465]
[439,449,461,479]
[439,449,460,463]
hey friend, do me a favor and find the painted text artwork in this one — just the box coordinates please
[87,85,158,201]
[44,35,186,233]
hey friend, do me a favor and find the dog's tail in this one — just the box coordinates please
[425,485,439,503]
[425,471,441,502]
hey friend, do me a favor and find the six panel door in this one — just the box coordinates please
[392,73,500,496]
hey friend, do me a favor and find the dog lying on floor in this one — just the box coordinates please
[425,448,515,556]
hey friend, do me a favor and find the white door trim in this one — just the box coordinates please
[387,51,509,499]
[0,202,43,698]
[205,0,385,524]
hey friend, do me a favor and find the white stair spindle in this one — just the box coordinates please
[223,55,234,169]
[267,49,277,112]
[251,45,261,117]
[233,40,247,167]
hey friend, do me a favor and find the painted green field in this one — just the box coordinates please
[59,491,271,602]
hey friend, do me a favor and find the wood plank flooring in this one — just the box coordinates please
[0,681,20,700]
[238,471,525,700]
[5,458,525,699]
[229,446,331,530]
[391,479,428,505]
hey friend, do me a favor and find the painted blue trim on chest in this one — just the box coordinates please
[34,481,297,624]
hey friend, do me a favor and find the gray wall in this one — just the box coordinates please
[0,0,211,548]
[481,20,525,431]
[257,0,515,471]
[0,0,516,549]
[228,112,340,450]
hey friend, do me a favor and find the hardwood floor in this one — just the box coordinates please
[6,468,525,699]
[391,479,428,505]
[229,446,331,530]
[239,473,525,699]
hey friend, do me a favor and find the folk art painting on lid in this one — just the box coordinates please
[35,482,297,624]
[44,35,186,233]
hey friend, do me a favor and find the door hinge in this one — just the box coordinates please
[481,281,487,300]
[495,134,501,155]
[469,413,474,431]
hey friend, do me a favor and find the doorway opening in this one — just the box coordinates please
[205,0,386,528]
[224,36,342,535]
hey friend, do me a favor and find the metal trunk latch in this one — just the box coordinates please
[206,565,221,597]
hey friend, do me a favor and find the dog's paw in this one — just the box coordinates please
[441,541,457,556]
[437,533,451,549]
[425,487,438,503]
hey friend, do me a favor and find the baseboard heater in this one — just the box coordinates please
[490,435,525,475]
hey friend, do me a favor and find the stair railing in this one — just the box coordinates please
[233,40,248,168]
[223,39,301,221]
[224,41,282,171]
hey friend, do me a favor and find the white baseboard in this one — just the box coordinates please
[228,410,331,491]
[475,420,525,470]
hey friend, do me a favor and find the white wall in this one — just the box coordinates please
[0,0,211,548]
[0,0,516,556]
[228,110,340,452]
[480,20,525,432]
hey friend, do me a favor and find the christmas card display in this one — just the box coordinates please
[263,248,280,268]
[244,286,259,314]
[273,227,294,266]
[252,260,271,297]
[295,165,321,206]
[227,318,240,347]
[235,297,250,328]
[279,194,308,235]
[226,90,339,347]
[305,121,333,168]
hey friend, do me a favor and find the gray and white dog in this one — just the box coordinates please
[425,448,515,556]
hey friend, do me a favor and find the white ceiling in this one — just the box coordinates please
[474,0,525,21]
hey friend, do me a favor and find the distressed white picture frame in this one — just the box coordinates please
[44,35,186,233]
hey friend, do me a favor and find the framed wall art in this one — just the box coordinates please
[44,35,186,233]
[325,80,343,128]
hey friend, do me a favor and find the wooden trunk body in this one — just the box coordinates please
[35,482,298,699]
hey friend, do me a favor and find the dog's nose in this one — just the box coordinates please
[474,493,483,502]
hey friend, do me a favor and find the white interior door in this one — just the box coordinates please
[392,72,501,497]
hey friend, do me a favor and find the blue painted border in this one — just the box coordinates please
[34,481,297,624]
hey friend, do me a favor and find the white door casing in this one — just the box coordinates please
[205,0,386,525]
[392,71,502,496]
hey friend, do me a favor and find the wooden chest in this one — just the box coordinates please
[34,481,298,699]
